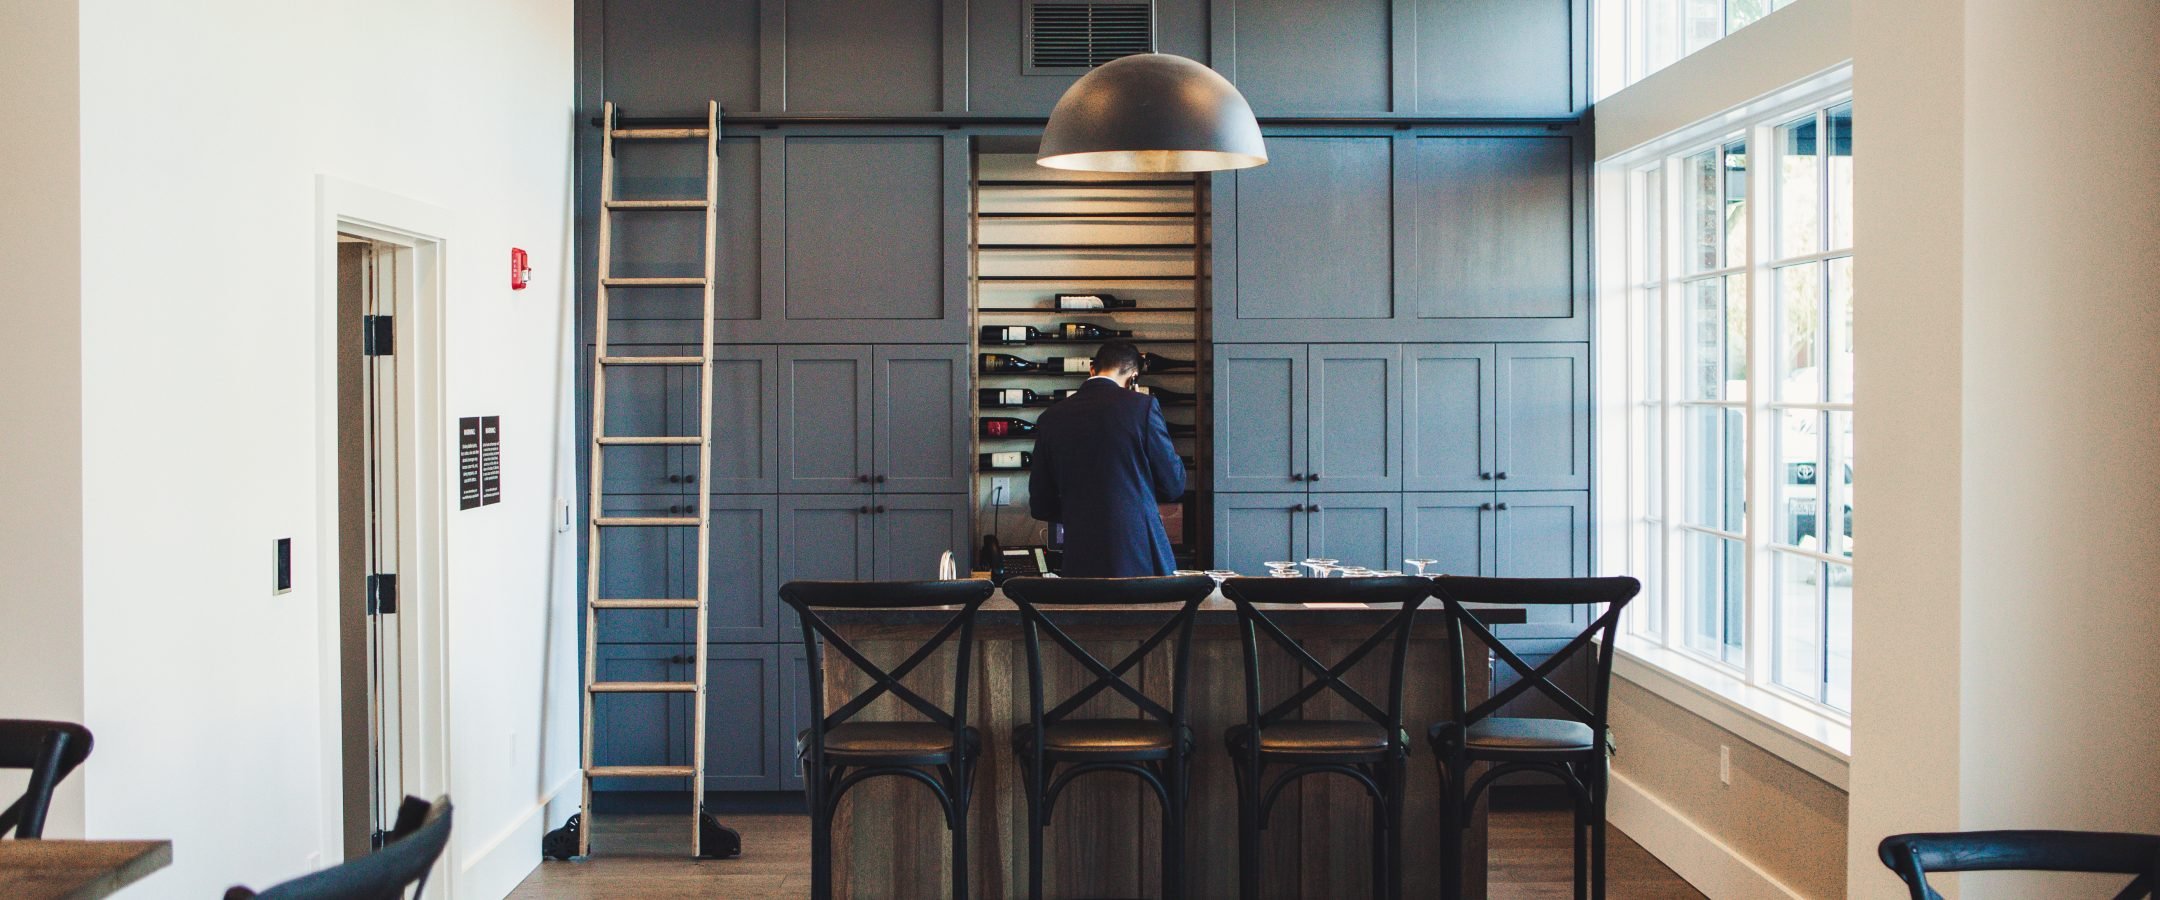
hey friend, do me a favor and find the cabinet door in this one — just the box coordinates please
[599,343,696,494]
[1413,0,1576,117]
[778,642,813,791]
[778,495,875,634]
[1226,0,1393,114]
[706,495,780,642]
[1214,493,1308,577]
[708,345,778,493]
[1405,492,1494,577]
[779,135,965,341]
[1410,136,1577,324]
[593,495,696,643]
[1224,137,1395,336]
[873,345,970,494]
[705,644,782,791]
[1309,345,1402,492]
[874,494,971,581]
[1305,493,1403,573]
[1494,491,1590,623]
[592,645,692,791]
[1495,343,1589,491]
[1405,344,1496,492]
[777,346,873,493]
[1214,345,1308,492]
[779,0,942,113]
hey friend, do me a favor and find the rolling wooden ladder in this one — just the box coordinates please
[558,100,738,860]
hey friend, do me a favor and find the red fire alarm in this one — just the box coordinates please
[510,248,532,290]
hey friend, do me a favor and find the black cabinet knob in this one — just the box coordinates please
[874,474,887,484]
[1307,472,1320,482]
[856,505,870,514]
[1480,472,1492,480]
[1479,502,1493,511]
[1308,503,1323,512]
[873,505,887,514]
[669,654,694,665]
[1495,471,1508,480]
[683,473,696,484]
[1495,502,1510,510]
[857,474,871,483]
[668,475,683,483]
[1291,504,1305,512]
[1291,473,1305,481]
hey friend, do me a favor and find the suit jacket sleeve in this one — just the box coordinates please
[1028,418,1061,523]
[1143,399,1186,503]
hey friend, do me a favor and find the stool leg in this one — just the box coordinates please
[1370,765,1390,900]
[1386,759,1406,900]
[1164,756,1187,900]
[951,790,971,900]
[1590,760,1609,900]
[1572,765,1589,900]
[1026,758,1046,900]
[809,768,834,900]
[1237,761,1262,900]
[1437,756,1465,900]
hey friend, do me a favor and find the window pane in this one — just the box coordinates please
[1775,409,1826,549]
[1684,532,1746,664]
[1776,113,1821,258]
[1684,149,1722,273]
[1728,0,1768,32]
[1721,140,1749,266]
[1646,0,1680,75]
[1829,411,1854,557]
[1826,561,1852,710]
[1772,553,1823,696]
[1629,519,1665,638]
[1684,0,1723,54]
[1827,103,1854,250]
[1828,255,1853,404]
[1684,406,1744,532]
[1685,277,1745,400]
[1775,262,1822,402]
[1634,166,1664,285]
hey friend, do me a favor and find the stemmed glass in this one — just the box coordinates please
[1264,561,1301,578]
[1204,569,1237,587]
[1302,557,1339,578]
[1404,558,1439,578]
[1337,566,1374,578]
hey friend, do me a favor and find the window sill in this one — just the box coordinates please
[1613,639,1852,790]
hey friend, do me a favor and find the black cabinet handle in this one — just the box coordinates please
[1480,472,1492,480]
[669,475,683,484]
[874,474,887,484]
[856,505,870,514]
[857,474,871,483]
[683,473,696,484]
[668,654,694,664]
[1495,471,1508,480]
[1480,502,1493,511]
[1495,502,1510,510]
[1308,503,1323,512]
[1291,504,1305,512]
[873,505,887,514]
[1307,472,1320,482]
[1291,473,1305,481]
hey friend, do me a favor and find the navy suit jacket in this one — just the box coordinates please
[1028,378,1187,577]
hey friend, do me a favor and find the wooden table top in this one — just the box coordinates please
[0,840,173,900]
[820,589,1529,632]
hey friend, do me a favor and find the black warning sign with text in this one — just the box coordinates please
[479,416,502,506]
[459,417,483,510]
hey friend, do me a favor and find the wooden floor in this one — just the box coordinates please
[508,806,1703,899]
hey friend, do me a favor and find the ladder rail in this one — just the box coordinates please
[689,99,721,857]
[577,99,618,860]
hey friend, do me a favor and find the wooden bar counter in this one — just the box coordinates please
[814,590,1525,899]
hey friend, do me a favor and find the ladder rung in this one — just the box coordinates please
[595,516,700,527]
[605,199,709,210]
[599,356,704,366]
[589,765,698,777]
[602,277,708,288]
[597,435,704,446]
[591,598,701,610]
[611,128,709,140]
[592,681,699,693]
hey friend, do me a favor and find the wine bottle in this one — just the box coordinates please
[1055,292,1136,310]
[1059,322,1132,341]
[979,387,1050,408]
[980,450,1033,471]
[1133,385,1197,404]
[1139,352,1196,373]
[981,354,1092,375]
[979,417,1038,438]
[979,324,1055,346]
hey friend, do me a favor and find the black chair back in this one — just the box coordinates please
[779,579,995,759]
[1879,830,2160,900]
[0,719,93,839]
[228,796,451,900]
[1003,575,1215,735]
[1429,576,1640,735]
[1219,576,1433,743]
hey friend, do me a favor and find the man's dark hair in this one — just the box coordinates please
[1091,339,1143,377]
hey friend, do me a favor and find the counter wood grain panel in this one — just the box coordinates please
[813,598,1518,898]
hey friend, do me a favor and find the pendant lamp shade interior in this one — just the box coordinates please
[1037,53,1267,173]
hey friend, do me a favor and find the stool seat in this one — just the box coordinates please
[1015,719,1191,760]
[1226,720,1397,761]
[1432,717,1596,754]
[798,723,981,766]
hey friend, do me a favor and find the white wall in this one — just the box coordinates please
[0,0,86,839]
[1851,0,2160,896]
[72,1,579,896]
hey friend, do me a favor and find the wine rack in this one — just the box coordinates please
[970,150,1208,568]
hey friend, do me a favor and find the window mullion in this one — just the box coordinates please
[1743,121,1778,689]
[1660,153,1688,653]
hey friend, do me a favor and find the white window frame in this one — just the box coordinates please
[1592,69,1854,786]
[1593,0,1808,100]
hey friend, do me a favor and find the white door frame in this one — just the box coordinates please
[314,176,454,889]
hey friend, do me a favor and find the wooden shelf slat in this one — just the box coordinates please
[588,765,698,777]
[591,681,699,693]
[591,598,701,609]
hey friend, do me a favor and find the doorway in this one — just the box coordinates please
[337,234,410,858]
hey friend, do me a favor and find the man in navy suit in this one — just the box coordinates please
[1028,339,1187,577]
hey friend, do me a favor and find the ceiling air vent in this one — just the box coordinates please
[1027,2,1154,73]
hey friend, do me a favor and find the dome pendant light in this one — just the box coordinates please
[1037,53,1268,173]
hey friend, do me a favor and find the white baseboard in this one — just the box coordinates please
[1607,771,1810,899]
[454,771,581,899]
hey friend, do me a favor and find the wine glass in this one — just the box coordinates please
[1373,570,1405,578]
[1204,569,1237,587]
[1338,566,1374,578]
[1173,570,1204,578]
[1404,558,1439,578]
[1302,557,1339,578]
[1265,561,1301,578]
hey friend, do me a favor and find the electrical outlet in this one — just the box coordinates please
[1718,744,1731,786]
[991,477,1012,503]
[273,538,293,594]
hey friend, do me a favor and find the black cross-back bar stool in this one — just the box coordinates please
[1879,830,2160,899]
[1427,575,1640,900]
[1003,575,1215,900]
[0,719,94,839]
[224,795,451,899]
[1219,575,1433,900]
[780,579,994,900]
